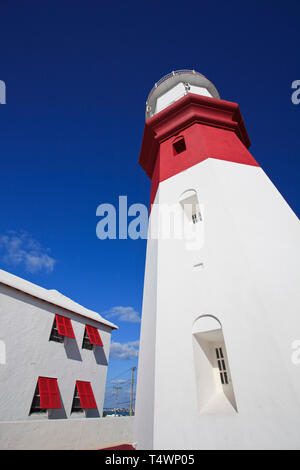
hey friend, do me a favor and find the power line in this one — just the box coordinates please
[107,379,131,387]
[104,365,137,411]
[108,367,132,384]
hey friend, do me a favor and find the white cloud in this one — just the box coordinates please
[110,340,139,360]
[110,379,128,385]
[104,306,140,323]
[0,231,56,274]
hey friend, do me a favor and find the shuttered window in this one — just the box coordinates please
[55,314,75,338]
[85,325,103,347]
[76,381,97,409]
[38,377,61,409]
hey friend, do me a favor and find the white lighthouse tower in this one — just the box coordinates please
[134,70,300,450]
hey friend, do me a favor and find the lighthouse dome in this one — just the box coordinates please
[145,69,220,120]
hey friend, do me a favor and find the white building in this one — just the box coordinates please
[134,70,300,449]
[0,268,117,422]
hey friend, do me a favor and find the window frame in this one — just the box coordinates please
[82,327,94,350]
[71,384,84,413]
[49,315,75,342]
[49,317,64,343]
[29,382,47,414]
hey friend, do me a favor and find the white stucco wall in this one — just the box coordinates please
[133,202,159,450]
[0,416,134,450]
[0,284,112,422]
[135,158,300,450]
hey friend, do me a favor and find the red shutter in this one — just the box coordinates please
[55,314,75,338]
[38,377,61,409]
[76,381,97,409]
[85,325,103,346]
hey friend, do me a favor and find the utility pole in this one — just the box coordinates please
[113,386,122,416]
[129,366,136,416]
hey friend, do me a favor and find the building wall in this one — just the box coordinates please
[135,157,300,449]
[0,284,112,421]
[0,416,134,450]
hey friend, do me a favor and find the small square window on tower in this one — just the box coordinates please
[30,377,61,414]
[173,137,186,155]
[82,325,103,350]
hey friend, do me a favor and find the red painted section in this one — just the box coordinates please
[55,314,75,338]
[86,325,103,346]
[76,380,97,409]
[149,122,259,207]
[138,93,259,208]
[38,377,61,409]
[98,444,135,450]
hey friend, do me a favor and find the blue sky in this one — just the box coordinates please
[0,0,299,408]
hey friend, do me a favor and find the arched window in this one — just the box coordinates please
[179,189,202,224]
[192,315,237,414]
[179,189,204,253]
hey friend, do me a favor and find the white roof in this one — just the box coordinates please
[0,268,117,330]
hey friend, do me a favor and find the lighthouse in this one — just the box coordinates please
[134,70,300,450]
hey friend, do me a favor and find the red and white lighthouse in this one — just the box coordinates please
[134,70,300,450]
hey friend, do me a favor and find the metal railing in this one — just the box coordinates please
[146,69,205,102]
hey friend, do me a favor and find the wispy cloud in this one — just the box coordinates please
[110,379,128,385]
[110,340,139,360]
[103,306,140,323]
[0,231,56,274]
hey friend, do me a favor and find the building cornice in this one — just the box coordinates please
[139,93,251,178]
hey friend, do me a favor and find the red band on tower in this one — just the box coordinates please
[138,93,259,208]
